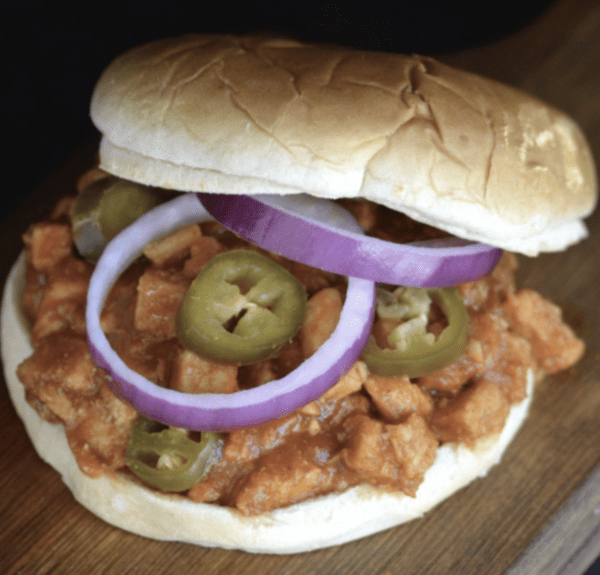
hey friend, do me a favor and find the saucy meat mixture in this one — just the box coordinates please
[16,184,585,516]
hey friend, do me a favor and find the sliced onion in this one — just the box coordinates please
[198,193,503,287]
[86,194,375,431]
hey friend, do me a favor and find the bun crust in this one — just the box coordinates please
[91,35,596,255]
[2,253,533,553]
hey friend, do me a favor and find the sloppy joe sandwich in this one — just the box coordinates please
[1,35,597,553]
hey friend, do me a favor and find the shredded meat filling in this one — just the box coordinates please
[16,193,585,515]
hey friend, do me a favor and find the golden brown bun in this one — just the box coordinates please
[90,35,597,255]
[2,253,533,552]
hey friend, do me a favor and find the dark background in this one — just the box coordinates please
[4,0,554,215]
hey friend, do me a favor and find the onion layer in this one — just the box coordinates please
[86,194,375,431]
[198,193,503,287]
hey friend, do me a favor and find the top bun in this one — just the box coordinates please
[91,35,597,255]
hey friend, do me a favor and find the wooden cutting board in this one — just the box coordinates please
[1,1,599,573]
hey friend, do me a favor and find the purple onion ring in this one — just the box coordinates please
[86,194,375,430]
[198,193,503,287]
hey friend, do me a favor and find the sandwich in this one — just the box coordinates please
[1,34,596,553]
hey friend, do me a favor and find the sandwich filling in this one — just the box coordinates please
[15,172,585,516]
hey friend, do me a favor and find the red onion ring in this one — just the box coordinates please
[86,194,375,431]
[198,193,503,287]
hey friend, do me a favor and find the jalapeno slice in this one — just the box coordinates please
[361,287,468,378]
[177,249,307,365]
[126,416,222,492]
[72,176,163,262]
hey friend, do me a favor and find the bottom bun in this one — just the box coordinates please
[1,253,533,554]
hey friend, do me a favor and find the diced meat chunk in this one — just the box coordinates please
[222,428,261,463]
[23,222,73,272]
[23,335,100,395]
[364,374,433,421]
[142,224,202,267]
[232,444,334,514]
[502,288,585,373]
[300,288,343,358]
[238,360,278,389]
[31,256,92,342]
[223,413,302,463]
[418,353,479,394]
[371,317,402,349]
[341,415,390,481]
[482,332,535,403]
[468,311,509,367]
[298,401,321,417]
[271,336,305,376]
[112,333,173,386]
[282,260,339,295]
[182,237,225,278]
[322,361,367,400]
[489,252,518,293]
[341,413,437,494]
[318,393,372,426]
[66,384,138,477]
[17,334,102,427]
[387,413,438,487]
[457,279,490,311]
[430,379,510,446]
[134,268,189,338]
[169,349,239,394]
[458,252,517,310]
[300,392,371,420]
[100,263,144,333]
[418,310,507,394]
[22,266,45,321]
[187,472,227,504]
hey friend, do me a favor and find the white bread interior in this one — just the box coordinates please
[90,35,597,256]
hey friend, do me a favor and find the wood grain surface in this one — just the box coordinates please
[1,1,599,573]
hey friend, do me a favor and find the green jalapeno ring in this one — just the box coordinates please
[72,176,163,262]
[177,249,307,366]
[126,417,222,492]
[361,287,469,378]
